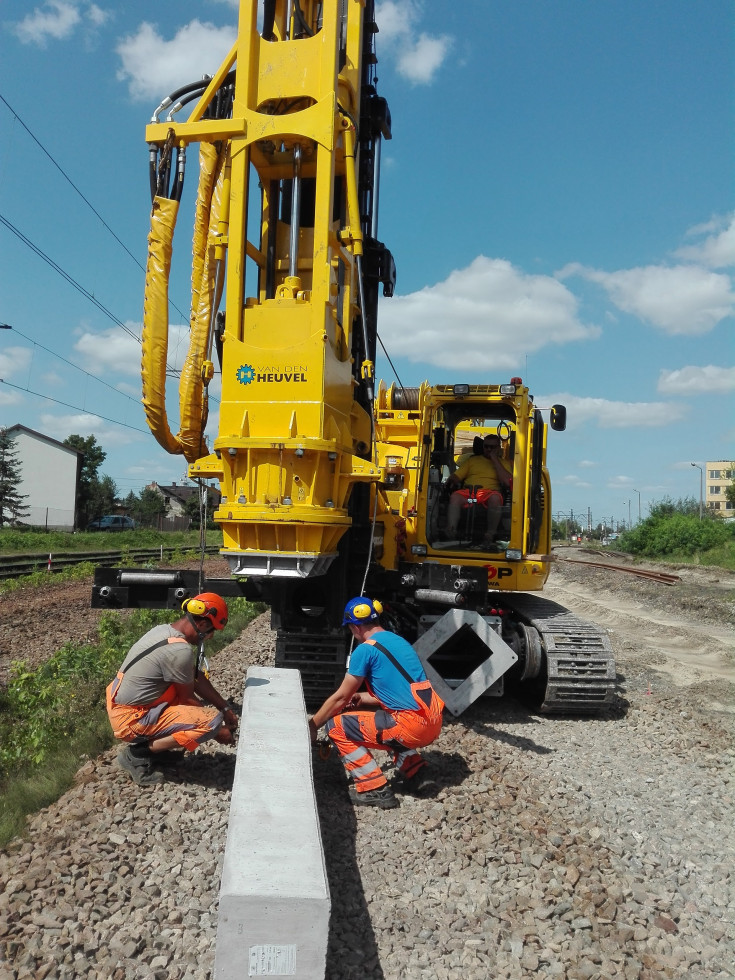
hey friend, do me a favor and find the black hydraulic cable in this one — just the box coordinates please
[262,0,276,39]
[293,0,314,37]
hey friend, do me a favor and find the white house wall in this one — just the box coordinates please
[14,430,78,530]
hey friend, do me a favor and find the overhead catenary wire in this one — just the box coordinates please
[0,378,149,434]
[1,93,191,324]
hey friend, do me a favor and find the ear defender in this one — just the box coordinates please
[182,597,207,617]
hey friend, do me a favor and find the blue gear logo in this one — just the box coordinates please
[236,364,255,386]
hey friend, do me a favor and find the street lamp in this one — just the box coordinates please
[691,463,703,520]
[633,488,641,524]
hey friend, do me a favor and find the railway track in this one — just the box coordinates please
[556,554,682,585]
[0,546,221,581]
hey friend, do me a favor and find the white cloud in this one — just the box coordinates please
[539,393,686,429]
[73,323,192,376]
[578,460,597,469]
[86,4,111,29]
[674,212,735,269]
[116,20,237,102]
[396,33,453,85]
[13,1,80,45]
[375,1,452,85]
[657,365,735,395]
[559,262,734,335]
[0,346,33,380]
[12,1,110,46]
[378,257,599,372]
[74,327,141,376]
[39,412,138,447]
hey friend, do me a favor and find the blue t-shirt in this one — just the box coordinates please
[347,630,427,711]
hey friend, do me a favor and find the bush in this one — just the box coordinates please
[0,597,264,845]
[620,505,733,558]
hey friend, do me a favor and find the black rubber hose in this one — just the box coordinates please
[148,147,158,203]
[262,0,276,40]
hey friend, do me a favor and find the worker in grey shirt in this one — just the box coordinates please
[106,593,238,785]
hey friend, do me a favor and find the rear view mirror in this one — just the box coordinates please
[550,404,567,431]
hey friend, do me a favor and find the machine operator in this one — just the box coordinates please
[445,433,512,547]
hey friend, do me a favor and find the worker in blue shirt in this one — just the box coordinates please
[309,597,444,809]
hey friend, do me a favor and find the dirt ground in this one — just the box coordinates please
[1,551,734,717]
[546,547,735,717]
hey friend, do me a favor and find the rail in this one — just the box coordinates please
[0,547,221,582]
[557,556,681,586]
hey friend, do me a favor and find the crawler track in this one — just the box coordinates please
[504,593,617,714]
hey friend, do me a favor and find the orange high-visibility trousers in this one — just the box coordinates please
[106,673,223,752]
[326,700,443,793]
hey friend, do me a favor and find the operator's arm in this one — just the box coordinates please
[448,459,469,489]
[309,673,363,734]
[490,452,512,489]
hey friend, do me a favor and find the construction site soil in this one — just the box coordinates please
[0,549,733,979]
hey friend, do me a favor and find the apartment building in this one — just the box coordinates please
[705,460,734,515]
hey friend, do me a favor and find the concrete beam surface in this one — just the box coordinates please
[214,666,330,979]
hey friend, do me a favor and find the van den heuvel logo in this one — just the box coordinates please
[236,364,307,386]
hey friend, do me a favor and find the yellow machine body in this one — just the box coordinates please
[372,382,553,593]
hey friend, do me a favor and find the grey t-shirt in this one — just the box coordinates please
[115,624,195,706]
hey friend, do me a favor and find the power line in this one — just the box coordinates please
[0,378,149,433]
[8,324,143,407]
[0,211,139,341]
[0,93,191,324]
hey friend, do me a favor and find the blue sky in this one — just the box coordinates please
[1,0,733,529]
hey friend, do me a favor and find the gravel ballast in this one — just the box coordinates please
[0,559,733,980]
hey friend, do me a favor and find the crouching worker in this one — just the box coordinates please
[106,593,239,786]
[309,597,444,809]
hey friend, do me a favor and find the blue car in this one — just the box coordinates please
[87,515,136,531]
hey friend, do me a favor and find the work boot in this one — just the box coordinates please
[348,784,399,809]
[394,767,438,797]
[117,744,165,786]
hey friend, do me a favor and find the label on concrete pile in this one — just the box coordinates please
[248,943,296,975]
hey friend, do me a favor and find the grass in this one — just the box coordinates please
[0,527,224,554]
[0,598,265,849]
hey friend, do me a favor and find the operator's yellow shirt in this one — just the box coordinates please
[454,454,511,491]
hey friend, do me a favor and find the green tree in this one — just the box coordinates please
[63,434,108,527]
[136,486,168,528]
[725,463,735,510]
[0,428,30,525]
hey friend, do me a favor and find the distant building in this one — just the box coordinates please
[5,424,82,531]
[146,481,221,526]
[705,461,734,515]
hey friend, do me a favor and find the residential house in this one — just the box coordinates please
[146,481,222,529]
[5,424,82,531]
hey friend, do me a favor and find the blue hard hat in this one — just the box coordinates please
[342,596,384,626]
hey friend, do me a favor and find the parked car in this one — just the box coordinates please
[86,515,136,531]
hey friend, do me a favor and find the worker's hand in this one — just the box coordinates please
[308,717,318,743]
[346,693,363,709]
[223,707,239,731]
